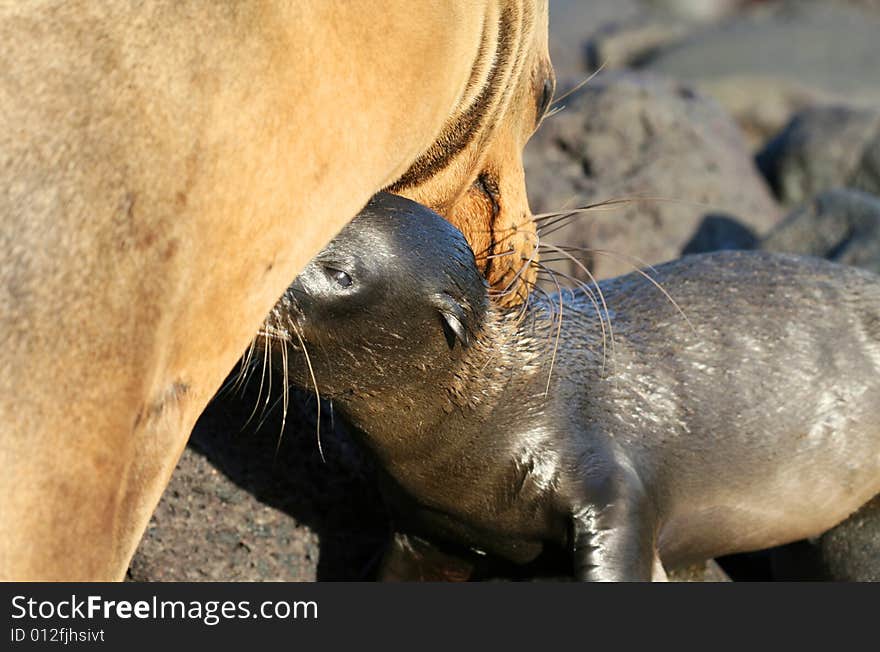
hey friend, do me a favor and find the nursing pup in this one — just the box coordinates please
[268,193,880,581]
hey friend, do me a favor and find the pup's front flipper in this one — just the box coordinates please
[569,470,659,582]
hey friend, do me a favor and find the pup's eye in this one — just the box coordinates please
[324,267,353,288]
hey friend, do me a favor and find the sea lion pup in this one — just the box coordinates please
[267,192,880,581]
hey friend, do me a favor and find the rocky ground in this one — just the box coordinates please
[130,0,880,582]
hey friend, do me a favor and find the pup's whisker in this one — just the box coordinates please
[293,325,326,464]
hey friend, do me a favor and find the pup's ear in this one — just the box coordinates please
[433,292,471,349]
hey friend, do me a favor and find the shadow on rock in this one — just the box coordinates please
[130,366,391,581]
[194,375,391,580]
[681,213,759,255]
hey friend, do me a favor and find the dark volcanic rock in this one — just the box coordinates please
[667,560,732,582]
[524,71,780,280]
[771,497,880,582]
[810,497,880,582]
[129,377,389,582]
[681,214,759,256]
[756,106,880,207]
[759,188,880,275]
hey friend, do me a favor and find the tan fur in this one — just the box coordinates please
[0,1,551,579]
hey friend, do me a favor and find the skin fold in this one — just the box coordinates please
[0,1,552,580]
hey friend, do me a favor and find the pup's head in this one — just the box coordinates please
[271,193,488,397]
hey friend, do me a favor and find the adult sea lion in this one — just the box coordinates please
[0,1,553,579]
[267,192,880,581]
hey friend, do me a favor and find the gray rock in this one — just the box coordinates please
[129,380,389,581]
[852,132,880,199]
[759,188,880,275]
[584,1,744,72]
[811,496,880,582]
[584,17,693,73]
[640,1,880,144]
[645,0,742,22]
[524,71,780,281]
[681,213,758,256]
[548,0,642,79]
[668,560,732,582]
[840,0,880,12]
[771,497,880,582]
[756,105,880,206]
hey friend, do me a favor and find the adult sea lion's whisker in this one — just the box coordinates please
[535,196,717,238]
[484,249,521,260]
[509,281,535,327]
[470,194,713,264]
[472,227,529,260]
[541,104,565,121]
[489,230,541,299]
[549,63,605,108]
[549,245,695,334]
[550,245,659,276]
[534,263,609,374]
[534,262,564,397]
[539,243,616,375]
[518,274,560,329]
[480,274,550,376]
[533,197,644,223]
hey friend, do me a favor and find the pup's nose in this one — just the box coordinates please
[276,281,307,324]
[290,276,307,298]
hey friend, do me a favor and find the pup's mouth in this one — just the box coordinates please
[277,282,308,319]
[262,285,309,349]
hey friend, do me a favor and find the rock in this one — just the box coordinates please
[645,0,743,22]
[771,497,880,582]
[851,132,880,200]
[547,0,642,79]
[756,105,880,206]
[583,0,745,72]
[759,188,880,275]
[524,71,780,281]
[584,16,695,73]
[810,496,880,582]
[681,213,758,256]
[668,560,732,582]
[129,378,389,581]
[640,1,880,145]
[841,0,880,12]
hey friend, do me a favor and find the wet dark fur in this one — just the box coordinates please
[268,193,880,581]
